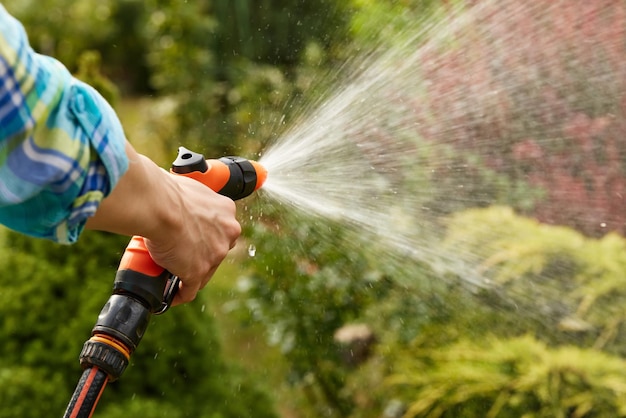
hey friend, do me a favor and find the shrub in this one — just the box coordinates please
[390,335,626,418]
[0,231,277,417]
[382,206,626,417]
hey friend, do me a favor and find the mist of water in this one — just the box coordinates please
[256,0,626,326]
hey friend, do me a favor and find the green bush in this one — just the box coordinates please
[0,231,277,417]
[390,335,626,418]
[238,207,396,416]
[0,367,66,418]
[442,206,626,352]
[378,206,626,417]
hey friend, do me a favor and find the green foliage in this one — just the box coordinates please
[0,367,66,418]
[142,0,216,93]
[390,335,626,418]
[210,0,352,66]
[99,399,183,418]
[237,207,395,416]
[0,231,277,417]
[0,233,119,415]
[365,207,626,417]
[419,147,543,217]
[74,50,120,106]
[349,0,441,47]
[237,202,626,417]
[442,207,626,352]
[3,0,116,70]
[141,0,354,155]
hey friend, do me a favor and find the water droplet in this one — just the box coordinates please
[248,244,257,257]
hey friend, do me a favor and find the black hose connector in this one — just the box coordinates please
[79,292,151,381]
[79,248,170,383]
[91,294,151,351]
[113,268,171,314]
[79,340,129,381]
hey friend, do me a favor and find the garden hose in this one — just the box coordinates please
[63,367,109,418]
[63,147,267,418]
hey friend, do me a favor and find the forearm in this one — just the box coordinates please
[85,142,181,242]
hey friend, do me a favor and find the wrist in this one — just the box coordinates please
[85,143,183,240]
[132,159,183,242]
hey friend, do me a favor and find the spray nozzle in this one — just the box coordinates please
[171,146,267,200]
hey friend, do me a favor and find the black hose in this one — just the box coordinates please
[63,367,109,418]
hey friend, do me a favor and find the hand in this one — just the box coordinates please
[86,142,242,304]
[144,173,241,305]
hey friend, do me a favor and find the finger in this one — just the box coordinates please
[172,265,219,306]
[171,280,200,306]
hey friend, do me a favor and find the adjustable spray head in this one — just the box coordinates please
[171,146,267,200]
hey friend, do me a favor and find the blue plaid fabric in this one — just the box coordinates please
[0,5,128,243]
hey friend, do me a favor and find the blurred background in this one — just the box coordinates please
[3,1,626,417]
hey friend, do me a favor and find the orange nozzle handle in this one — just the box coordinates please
[115,236,174,313]
[118,236,164,277]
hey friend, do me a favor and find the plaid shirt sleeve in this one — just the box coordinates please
[0,5,129,244]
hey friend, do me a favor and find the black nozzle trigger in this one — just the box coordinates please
[171,147,208,174]
[154,276,180,315]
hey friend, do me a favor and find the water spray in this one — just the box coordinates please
[63,147,267,418]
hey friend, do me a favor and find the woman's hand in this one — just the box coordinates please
[86,142,242,304]
[144,173,241,305]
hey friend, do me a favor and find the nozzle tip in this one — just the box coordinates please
[250,160,268,190]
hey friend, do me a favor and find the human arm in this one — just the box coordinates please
[0,5,241,304]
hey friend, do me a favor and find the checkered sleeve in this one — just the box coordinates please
[0,5,129,243]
